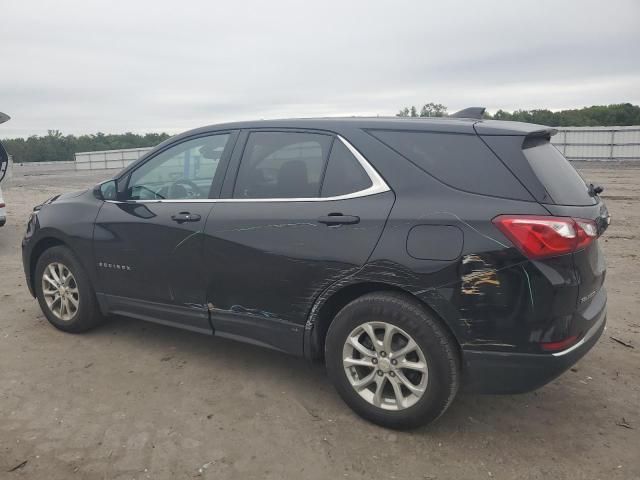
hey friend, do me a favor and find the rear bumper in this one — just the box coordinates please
[462,290,607,394]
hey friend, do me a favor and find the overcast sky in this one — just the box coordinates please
[2,0,639,137]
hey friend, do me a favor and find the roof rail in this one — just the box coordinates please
[450,107,485,119]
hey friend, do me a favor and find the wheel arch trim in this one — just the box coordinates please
[25,231,77,297]
[303,279,461,361]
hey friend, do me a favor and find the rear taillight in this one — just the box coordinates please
[0,202,5,208]
[540,334,580,352]
[492,215,597,260]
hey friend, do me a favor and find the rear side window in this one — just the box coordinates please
[321,140,372,197]
[234,132,332,199]
[523,139,595,206]
[369,130,531,199]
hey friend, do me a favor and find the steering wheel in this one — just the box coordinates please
[168,179,202,199]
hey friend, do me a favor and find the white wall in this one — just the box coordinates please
[74,147,151,171]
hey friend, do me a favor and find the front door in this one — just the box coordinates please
[93,131,235,333]
[202,130,395,352]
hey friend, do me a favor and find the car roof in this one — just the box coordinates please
[180,116,555,138]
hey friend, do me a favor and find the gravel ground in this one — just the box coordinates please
[0,165,638,480]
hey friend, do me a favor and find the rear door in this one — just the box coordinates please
[201,129,394,353]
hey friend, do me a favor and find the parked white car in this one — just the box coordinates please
[0,184,5,227]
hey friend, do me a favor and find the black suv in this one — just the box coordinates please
[21,112,609,429]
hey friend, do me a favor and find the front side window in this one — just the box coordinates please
[233,132,332,199]
[127,134,229,200]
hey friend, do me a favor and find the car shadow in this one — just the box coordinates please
[83,315,603,438]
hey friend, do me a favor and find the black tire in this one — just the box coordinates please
[34,245,105,333]
[325,292,460,429]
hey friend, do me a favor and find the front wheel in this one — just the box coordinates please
[35,245,105,333]
[325,292,460,429]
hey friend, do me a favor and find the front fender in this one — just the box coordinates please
[22,190,103,297]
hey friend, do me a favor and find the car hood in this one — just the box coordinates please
[57,189,88,200]
[34,189,88,211]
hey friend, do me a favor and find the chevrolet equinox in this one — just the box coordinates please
[20,110,609,429]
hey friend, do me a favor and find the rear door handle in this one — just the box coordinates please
[317,214,360,226]
[171,212,201,223]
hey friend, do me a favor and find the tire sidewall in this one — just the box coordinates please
[326,293,459,429]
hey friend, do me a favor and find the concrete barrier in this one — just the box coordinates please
[13,160,76,175]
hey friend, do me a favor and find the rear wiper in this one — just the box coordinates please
[588,183,604,196]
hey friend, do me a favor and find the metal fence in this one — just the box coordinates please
[74,147,151,171]
[551,126,640,161]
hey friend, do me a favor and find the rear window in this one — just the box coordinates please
[368,130,531,200]
[523,140,596,206]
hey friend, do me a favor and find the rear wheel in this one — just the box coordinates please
[35,245,105,333]
[325,292,459,429]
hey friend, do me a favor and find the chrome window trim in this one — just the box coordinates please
[107,135,390,204]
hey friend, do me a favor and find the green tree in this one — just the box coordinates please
[1,131,171,163]
[397,102,447,117]
[419,103,447,117]
[396,102,640,126]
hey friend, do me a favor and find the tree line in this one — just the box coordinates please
[2,130,171,164]
[397,102,640,126]
[3,103,639,163]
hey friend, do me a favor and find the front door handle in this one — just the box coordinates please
[171,212,201,223]
[317,213,360,226]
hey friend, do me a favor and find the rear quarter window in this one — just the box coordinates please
[368,130,531,200]
[321,140,372,197]
[523,139,596,206]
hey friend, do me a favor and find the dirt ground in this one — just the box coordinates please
[0,164,638,480]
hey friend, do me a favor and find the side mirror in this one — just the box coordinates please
[94,180,118,201]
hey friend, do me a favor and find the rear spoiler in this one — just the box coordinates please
[521,128,558,149]
[526,127,558,139]
[0,112,10,125]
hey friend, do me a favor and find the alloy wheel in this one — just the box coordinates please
[342,321,428,411]
[42,262,80,321]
